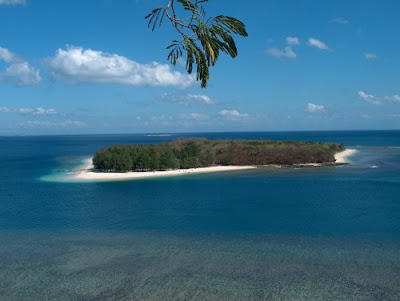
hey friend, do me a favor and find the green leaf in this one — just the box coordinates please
[145,6,165,31]
[146,1,247,88]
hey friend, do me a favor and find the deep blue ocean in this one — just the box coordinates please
[0,131,399,300]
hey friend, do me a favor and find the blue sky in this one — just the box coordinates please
[0,0,399,135]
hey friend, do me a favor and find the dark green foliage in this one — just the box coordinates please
[92,139,345,172]
[198,149,214,166]
[115,152,132,171]
[136,151,152,171]
[145,0,248,88]
[159,149,180,170]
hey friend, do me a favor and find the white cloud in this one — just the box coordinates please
[180,113,209,121]
[364,53,377,60]
[384,94,400,102]
[286,37,300,45]
[358,91,380,105]
[19,107,57,115]
[330,17,349,25]
[0,106,57,115]
[3,62,42,86]
[267,46,297,59]
[47,46,196,88]
[267,36,299,59]
[283,47,296,58]
[0,46,41,86]
[308,38,330,50]
[0,46,23,63]
[159,93,215,105]
[23,120,86,128]
[358,91,400,104]
[187,94,214,104]
[219,109,249,119]
[306,103,325,112]
[267,48,285,58]
[0,0,25,5]
[176,57,186,68]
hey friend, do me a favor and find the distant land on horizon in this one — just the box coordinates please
[1,129,400,138]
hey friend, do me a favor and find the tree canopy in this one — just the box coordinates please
[92,139,345,172]
[145,0,248,88]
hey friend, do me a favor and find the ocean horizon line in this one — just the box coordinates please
[1,129,400,138]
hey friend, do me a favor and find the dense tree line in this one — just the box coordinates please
[92,139,345,172]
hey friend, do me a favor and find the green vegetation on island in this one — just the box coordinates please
[92,139,345,172]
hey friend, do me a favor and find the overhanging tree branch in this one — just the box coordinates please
[145,0,248,88]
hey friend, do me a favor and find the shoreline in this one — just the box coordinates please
[69,149,357,182]
[334,148,357,164]
[72,164,256,181]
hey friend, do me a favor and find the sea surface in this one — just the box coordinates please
[0,131,399,300]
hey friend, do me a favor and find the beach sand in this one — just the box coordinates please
[334,148,357,164]
[70,148,357,181]
[72,161,256,181]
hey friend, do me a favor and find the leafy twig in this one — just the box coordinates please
[145,0,248,88]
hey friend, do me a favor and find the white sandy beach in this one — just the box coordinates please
[70,148,357,181]
[72,160,256,181]
[334,148,357,164]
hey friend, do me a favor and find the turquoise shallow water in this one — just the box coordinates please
[0,131,399,300]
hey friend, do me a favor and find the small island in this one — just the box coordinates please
[70,139,357,181]
[92,139,349,171]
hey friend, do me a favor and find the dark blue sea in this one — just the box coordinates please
[0,131,399,300]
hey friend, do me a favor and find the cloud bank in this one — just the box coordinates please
[47,46,196,88]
